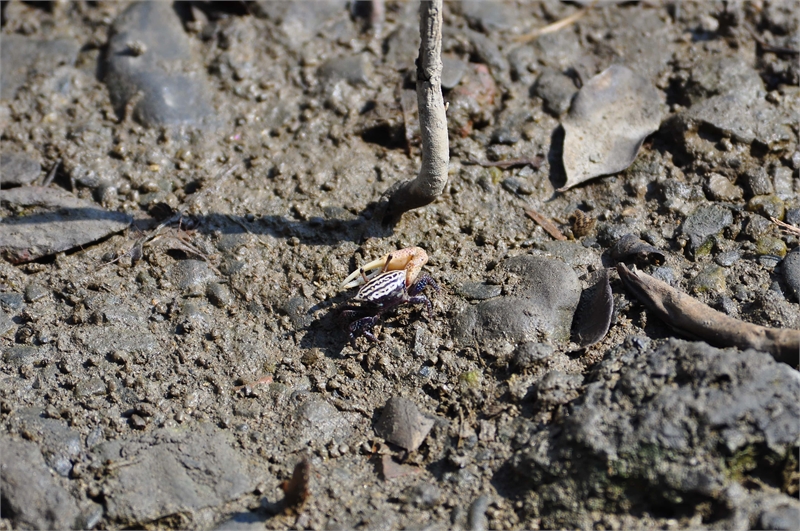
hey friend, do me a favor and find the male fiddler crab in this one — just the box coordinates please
[339,247,440,345]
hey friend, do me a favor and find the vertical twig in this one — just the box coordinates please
[382,0,449,224]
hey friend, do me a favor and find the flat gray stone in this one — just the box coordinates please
[1,151,41,186]
[0,186,131,263]
[454,255,581,347]
[0,437,80,530]
[682,93,795,149]
[94,424,260,526]
[0,35,79,100]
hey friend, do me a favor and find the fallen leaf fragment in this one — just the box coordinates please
[560,65,663,191]
[375,396,434,452]
[617,263,799,365]
[571,268,613,347]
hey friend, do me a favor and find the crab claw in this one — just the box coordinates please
[341,247,429,289]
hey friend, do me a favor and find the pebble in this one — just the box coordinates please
[206,282,233,308]
[375,396,435,453]
[102,2,213,127]
[715,250,742,267]
[772,166,793,200]
[747,195,785,221]
[783,248,800,302]
[512,342,555,370]
[755,236,787,258]
[531,68,576,116]
[741,167,774,196]
[460,0,518,32]
[1,152,41,187]
[785,208,800,227]
[23,283,48,303]
[318,55,372,86]
[690,265,727,295]
[680,204,733,258]
[704,173,742,202]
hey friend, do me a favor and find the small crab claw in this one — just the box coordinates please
[340,247,429,289]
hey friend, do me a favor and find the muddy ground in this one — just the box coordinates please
[1,1,799,530]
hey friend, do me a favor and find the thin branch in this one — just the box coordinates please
[514,1,597,44]
[383,0,449,224]
[617,263,800,365]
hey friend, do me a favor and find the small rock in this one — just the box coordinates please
[460,0,518,32]
[318,55,372,86]
[783,248,800,302]
[684,56,764,104]
[715,250,742,267]
[468,494,491,531]
[690,265,727,295]
[23,283,48,303]
[512,342,555,370]
[756,237,787,258]
[680,204,734,258]
[101,2,214,126]
[534,370,582,407]
[772,166,793,200]
[531,68,576,116]
[785,208,800,227]
[741,167,774,196]
[704,173,743,202]
[380,454,421,480]
[0,35,79,100]
[375,396,435,452]
[1,152,41,187]
[747,195,785,221]
[401,483,441,507]
[206,282,233,308]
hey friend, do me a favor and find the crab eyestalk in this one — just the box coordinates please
[341,247,429,289]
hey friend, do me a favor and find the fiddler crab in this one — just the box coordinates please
[339,246,440,345]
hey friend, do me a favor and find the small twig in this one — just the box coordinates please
[465,156,543,170]
[383,0,449,223]
[40,159,61,187]
[617,263,800,364]
[524,208,567,241]
[771,216,800,237]
[745,23,799,55]
[514,1,597,44]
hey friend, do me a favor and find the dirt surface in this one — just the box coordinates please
[1,1,799,530]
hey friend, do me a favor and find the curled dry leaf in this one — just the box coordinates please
[611,234,665,265]
[560,65,664,191]
[571,268,613,347]
[617,263,799,365]
[281,459,311,511]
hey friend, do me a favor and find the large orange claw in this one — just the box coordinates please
[341,247,429,289]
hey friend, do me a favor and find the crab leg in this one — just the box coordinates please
[341,247,429,289]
